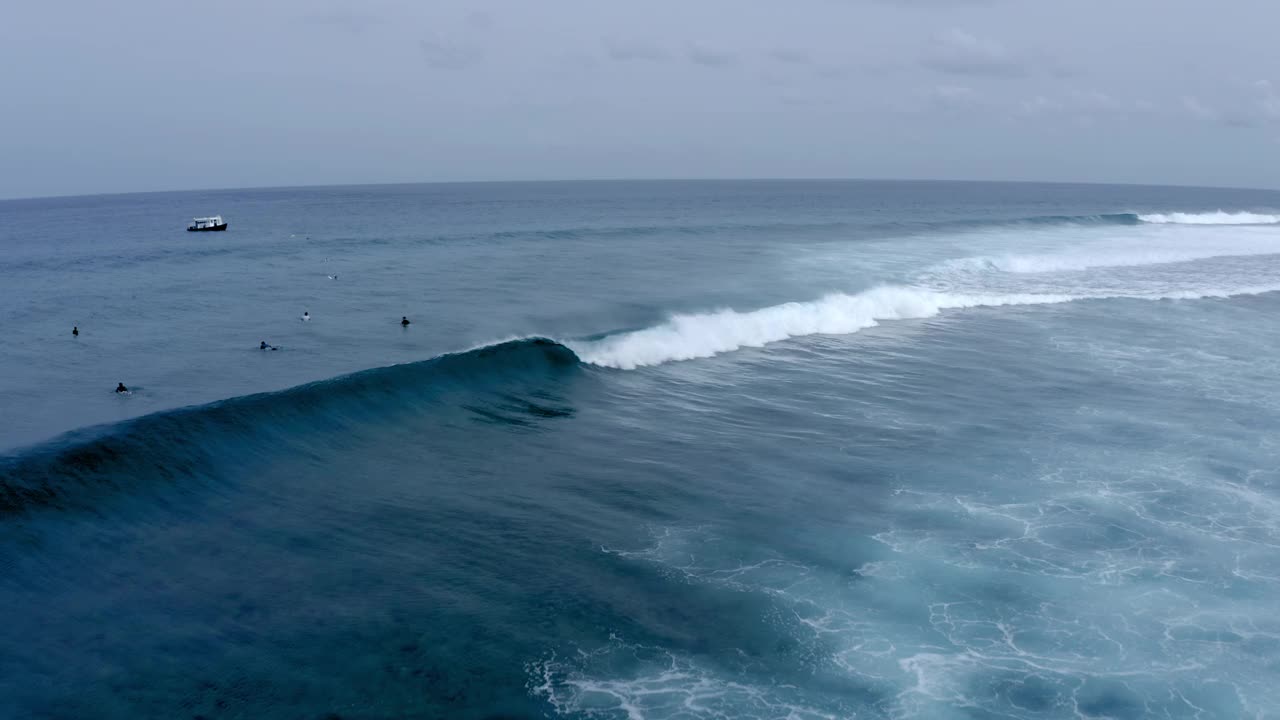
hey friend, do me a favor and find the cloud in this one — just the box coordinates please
[764,49,852,82]
[686,45,737,68]
[869,0,998,5]
[1018,90,1158,121]
[767,49,813,65]
[465,10,494,30]
[1182,96,1217,121]
[1182,81,1280,129]
[1255,80,1280,121]
[814,66,850,80]
[419,37,481,70]
[300,9,384,35]
[922,28,1021,77]
[606,42,669,63]
[906,84,987,115]
[930,84,979,106]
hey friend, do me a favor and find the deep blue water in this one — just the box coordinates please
[3,180,1280,719]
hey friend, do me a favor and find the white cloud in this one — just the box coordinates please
[465,10,494,30]
[1182,80,1280,128]
[1255,80,1280,120]
[419,37,482,70]
[300,9,384,35]
[930,84,979,107]
[923,28,1020,77]
[606,41,669,63]
[1182,95,1217,120]
[1018,90,1156,119]
[768,48,813,65]
[686,45,738,68]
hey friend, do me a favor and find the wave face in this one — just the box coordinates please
[0,338,579,516]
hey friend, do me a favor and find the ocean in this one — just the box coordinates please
[2,180,1279,719]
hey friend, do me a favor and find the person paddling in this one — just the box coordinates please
[401,316,411,327]
[115,382,128,393]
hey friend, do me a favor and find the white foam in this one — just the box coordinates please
[937,220,1280,275]
[949,247,1280,274]
[568,285,1277,370]
[530,641,844,720]
[1138,211,1280,225]
[570,287,1072,369]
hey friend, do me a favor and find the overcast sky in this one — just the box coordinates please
[3,0,1279,198]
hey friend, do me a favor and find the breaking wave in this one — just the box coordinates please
[568,284,1280,369]
[1136,211,1280,225]
[9,246,1280,507]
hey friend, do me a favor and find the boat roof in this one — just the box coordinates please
[192,216,222,222]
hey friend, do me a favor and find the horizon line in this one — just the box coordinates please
[4,175,1280,203]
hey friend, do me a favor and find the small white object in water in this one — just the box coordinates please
[327,274,338,280]
[302,312,311,321]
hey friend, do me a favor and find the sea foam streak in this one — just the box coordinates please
[944,246,1280,274]
[1138,211,1280,225]
[569,285,1280,369]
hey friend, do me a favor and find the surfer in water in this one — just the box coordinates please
[302,311,310,321]
[401,316,411,327]
[115,382,128,393]
[72,326,79,337]
[260,341,278,351]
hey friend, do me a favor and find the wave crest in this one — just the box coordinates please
[1137,211,1280,225]
[570,284,1279,369]
[570,287,1073,369]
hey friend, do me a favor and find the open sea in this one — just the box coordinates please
[3,180,1280,719]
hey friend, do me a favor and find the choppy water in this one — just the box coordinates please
[3,180,1280,719]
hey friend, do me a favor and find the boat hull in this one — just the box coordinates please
[187,224,228,232]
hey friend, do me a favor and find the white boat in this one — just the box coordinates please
[188,216,228,232]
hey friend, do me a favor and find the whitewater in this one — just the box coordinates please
[1136,210,1280,224]
[570,210,1280,368]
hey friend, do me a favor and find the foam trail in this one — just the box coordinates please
[946,247,1280,274]
[938,217,1280,274]
[1138,211,1280,225]
[570,285,1280,369]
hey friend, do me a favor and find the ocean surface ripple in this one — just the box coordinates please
[2,181,1280,719]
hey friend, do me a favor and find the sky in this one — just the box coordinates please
[2,0,1279,198]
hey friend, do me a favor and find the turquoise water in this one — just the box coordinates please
[2,181,1280,718]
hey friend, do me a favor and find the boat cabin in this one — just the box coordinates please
[188,216,228,232]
